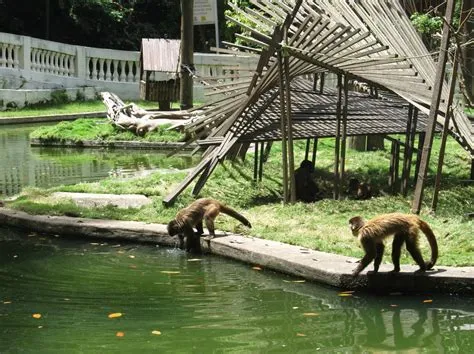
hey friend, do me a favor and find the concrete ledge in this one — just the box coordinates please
[30,138,199,150]
[0,207,473,295]
[0,112,106,124]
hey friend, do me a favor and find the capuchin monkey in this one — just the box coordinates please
[167,198,252,252]
[349,213,438,276]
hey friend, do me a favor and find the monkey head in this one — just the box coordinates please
[299,159,315,173]
[356,182,372,200]
[348,216,365,236]
[167,219,181,236]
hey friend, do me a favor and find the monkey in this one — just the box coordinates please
[167,198,252,252]
[348,213,438,276]
[294,160,319,202]
[346,178,372,200]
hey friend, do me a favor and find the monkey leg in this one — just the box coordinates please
[183,225,201,253]
[373,243,385,273]
[406,239,426,272]
[195,222,204,236]
[353,239,376,276]
[177,234,185,249]
[391,233,405,273]
[203,207,219,239]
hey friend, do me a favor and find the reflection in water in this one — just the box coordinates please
[0,124,199,197]
[0,226,473,353]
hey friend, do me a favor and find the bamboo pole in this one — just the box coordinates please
[412,0,455,214]
[334,74,343,200]
[277,48,289,203]
[401,104,414,195]
[431,49,459,212]
[340,75,349,183]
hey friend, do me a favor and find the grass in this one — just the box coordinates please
[0,99,178,118]
[30,118,185,143]
[6,134,473,267]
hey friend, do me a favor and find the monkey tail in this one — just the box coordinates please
[221,205,252,228]
[419,220,438,269]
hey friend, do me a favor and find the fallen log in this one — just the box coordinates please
[100,92,195,136]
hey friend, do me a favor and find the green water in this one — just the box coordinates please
[0,124,198,197]
[0,227,473,353]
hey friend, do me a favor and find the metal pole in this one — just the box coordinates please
[180,0,194,110]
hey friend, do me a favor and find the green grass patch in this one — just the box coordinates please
[7,135,474,267]
[30,118,184,143]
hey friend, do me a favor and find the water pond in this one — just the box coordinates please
[0,123,198,197]
[0,226,473,353]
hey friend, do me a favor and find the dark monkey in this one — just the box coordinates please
[167,198,252,252]
[349,213,438,276]
[346,178,372,200]
[294,160,319,202]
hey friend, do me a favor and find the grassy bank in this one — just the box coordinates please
[30,118,185,143]
[6,134,473,267]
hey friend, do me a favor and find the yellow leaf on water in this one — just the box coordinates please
[252,266,262,271]
[390,304,398,307]
[108,313,123,319]
[423,299,433,303]
[32,313,42,319]
[152,330,162,335]
[303,312,319,317]
[296,333,306,337]
[338,293,353,297]
[160,271,180,274]
[3,301,12,304]
[129,255,135,259]
[187,259,202,262]
[116,331,125,337]
[339,290,355,294]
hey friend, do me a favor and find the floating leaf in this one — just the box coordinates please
[160,271,180,274]
[187,259,202,262]
[252,266,262,271]
[108,313,123,319]
[152,330,162,335]
[129,255,135,259]
[296,333,306,337]
[423,299,433,303]
[3,301,12,304]
[339,290,355,294]
[32,313,42,319]
[303,312,319,317]
[292,307,299,309]
[129,265,137,269]
[338,293,353,297]
[116,331,125,337]
[390,304,398,307]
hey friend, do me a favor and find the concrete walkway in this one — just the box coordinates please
[1,206,473,295]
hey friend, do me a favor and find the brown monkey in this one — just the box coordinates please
[349,213,438,276]
[167,198,252,252]
[346,178,372,200]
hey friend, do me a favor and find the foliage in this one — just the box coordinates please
[410,12,443,35]
[30,118,184,143]
[8,135,473,267]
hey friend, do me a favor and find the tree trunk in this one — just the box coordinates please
[348,136,366,151]
[367,135,385,151]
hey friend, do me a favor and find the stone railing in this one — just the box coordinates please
[0,32,257,108]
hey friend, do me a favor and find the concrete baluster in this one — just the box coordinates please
[119,60,126,82]
[13,45,20,68]
[105,59,112,81]
[127,60,134,82]
[21,36,31,71]
[98,58,105,80]
[7,44,14,67]
[0,44,6,67]
[91,57,98,80]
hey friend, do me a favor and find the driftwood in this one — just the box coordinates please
[100,92,194,136]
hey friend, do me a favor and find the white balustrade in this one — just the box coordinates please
[0,31,257,104]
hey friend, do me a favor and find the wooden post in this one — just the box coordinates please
[389,140,396,190]
[305,138,311,160]
[401,104,414,195]
[334,74,343,200]
[259,141,265,181]
[277,49,289,203]
[431,49,459,212]
[283,29,296,203]
[412,0,455,214]
[179,0,194,110]
[394,140,400,192]
[319,72,325,94]
[340,75,349,184]
[312,138,318,166]
[414,132,425,185]
[253,142,259,181]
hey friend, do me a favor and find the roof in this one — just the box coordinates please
[140,38,180,72]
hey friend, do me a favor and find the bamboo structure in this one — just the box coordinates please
[162,0,474,206]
